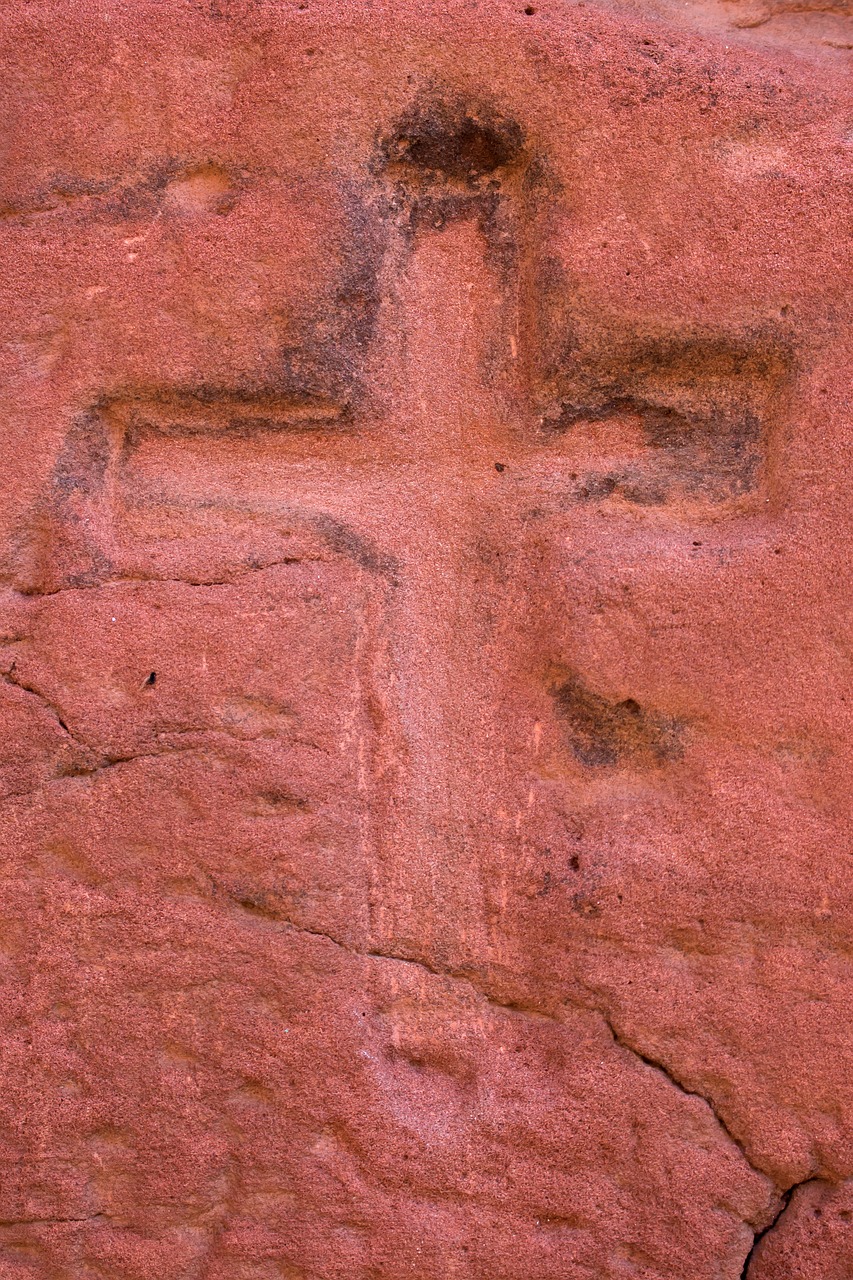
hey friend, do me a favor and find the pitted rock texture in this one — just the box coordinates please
[0,1,851,1277]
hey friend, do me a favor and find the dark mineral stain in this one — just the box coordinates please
[311,513,399,579]
[277,188,387,406]
[228,888,284,921]
[246,789,309,817]
[375,91,543,282]
[549,671,683,767]
[528,258,793,505]
[379,96,526,189]
[10,411,117,593]
[53,412,114,497]
[548,393,762,460]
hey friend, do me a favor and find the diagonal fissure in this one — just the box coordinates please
[598,1013,770,1185]
[0,665,84,747]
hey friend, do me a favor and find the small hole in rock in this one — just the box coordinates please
[524,5,536,13]
[495,461,506,472]
[144,672,157,686]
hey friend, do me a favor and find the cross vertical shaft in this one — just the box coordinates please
[367,215,521,961]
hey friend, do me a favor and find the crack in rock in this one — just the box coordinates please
[0,1213,107,1228]
[600,1013,775,1189]
[593,1013,825,1274]
[6,556,307,598]
[0,666,85,747]
[3,544,393,599]
[217,894,563,1024]
[739,1177,821,1279]
[219,902,782,1234]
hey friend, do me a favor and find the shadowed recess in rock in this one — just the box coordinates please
[534,325,792,505]
[99,388,350,443]
[378,94,527,191]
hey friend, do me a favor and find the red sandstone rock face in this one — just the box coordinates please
[0,1,850,1276]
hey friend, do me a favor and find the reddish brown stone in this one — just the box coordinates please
[0,1,850,1276]
[747,1179,853,1277]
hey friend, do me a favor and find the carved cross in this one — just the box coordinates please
[25,100,786,957]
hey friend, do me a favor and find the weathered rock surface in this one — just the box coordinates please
[747,1178,853,1277]
[0,0,850,1276]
